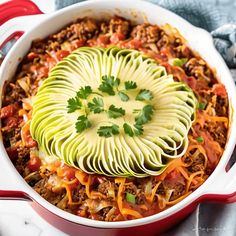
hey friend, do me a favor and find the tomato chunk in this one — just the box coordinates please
[61,165,77,181]
[27,52,39,60]
[212,84,227,96]
[0,104,15,119]
[110,32,125,44]
[97,35,110,46]
[56,50,70,61]
[28,154,41,172]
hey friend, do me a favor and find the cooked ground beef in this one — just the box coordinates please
[109,16,131,36]
[131,23,161,44]
[206,121,227,148]
[187,153,206,173]
[34,177,66,205]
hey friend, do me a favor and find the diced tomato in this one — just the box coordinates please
[5,116,18,128]
[27,52,38,60]
[0,104,16,119]
[110,32,125,44]
[38,66,49,78]
[212,84,227,96]
[97,35,110,46]
[56,50,70,61]
[184,76,197,90]
[77,209,87,217]
[27,154,41,172]
[61,165,77,181]
[6,146,18,161]
[126,39,142,50]
[46,57,57,70]
[165,169,181,180]
[21,122,37,148]
[73,39,86,48]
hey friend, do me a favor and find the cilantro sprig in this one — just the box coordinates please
[135,105,154,125]
[108,105,125,118]
[98,75,120,96]
[77,86,92,99]
[123,123,143,137]
[75,115,91,133]
[67,75,155,138]
[118,91,129,102]
[97,124,120,137]
[67,86,92,113]
[88,97,104,114]
[136,89,153,101]
[67,96,82,113]
[125,81,137,90]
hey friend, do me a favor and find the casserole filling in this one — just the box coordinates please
[1,16,229,221]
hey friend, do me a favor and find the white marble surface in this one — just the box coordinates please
[0,201,67,236]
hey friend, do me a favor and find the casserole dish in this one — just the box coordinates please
[1,0,236,235]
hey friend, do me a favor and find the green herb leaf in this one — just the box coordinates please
[123,123,143,137]
[196,136,204,143]
[118,91,129,102]
[75,115,91,133]
[98,82,115,95]
[67,97,82,113]
[135,105,154,125]
[77,86,92,99]
[97,124,119,137]
[125,81,137,90]
[88,97,104,114]
[133,123,144,135]
[102,75,120,87]
[98,75,120,96]
[198,102,206,110]
[126,192,136,204]
[136,89,153,101]
[172,58,188,67]
[123,123,134,137]
[108,105,125,118]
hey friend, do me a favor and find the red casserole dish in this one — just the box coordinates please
[0,0,236,235]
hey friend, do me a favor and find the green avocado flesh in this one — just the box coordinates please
[30,47,197,177]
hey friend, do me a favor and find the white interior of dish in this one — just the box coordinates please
[1,0,236,229]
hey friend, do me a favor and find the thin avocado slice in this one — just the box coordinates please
[30,46,197,177]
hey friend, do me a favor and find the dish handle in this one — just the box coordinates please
[0,156,32,201]
[200,149,236,204]
[0,0,44,63]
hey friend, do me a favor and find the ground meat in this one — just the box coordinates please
[2,82,26,106]
[131,23,160,44]
[109,16,131,36]
[24,171,42,187]
[51,18,98,43]
[34,177,66,205]
[136,192,146,205]
[157,183,165,195]
[14,145,30,175]
[206,122,227,148]
[71,185,87,203]
[125,183,138,195]
[188,153,205,173]
[97,181,118,199]
[214,96,228,116]
[162,180,185,201]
